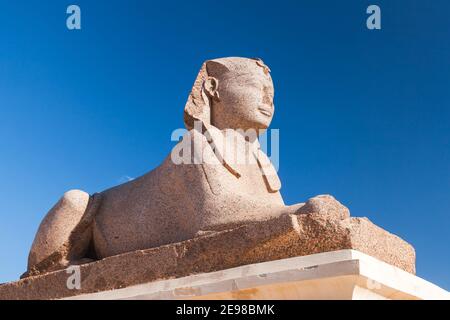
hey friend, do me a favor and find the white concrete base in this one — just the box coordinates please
[66,250,449,300]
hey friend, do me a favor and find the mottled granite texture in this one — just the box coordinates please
[0,196,415,300]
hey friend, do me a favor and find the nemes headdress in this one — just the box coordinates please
[182,57,280,192]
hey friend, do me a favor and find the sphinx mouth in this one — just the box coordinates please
[258,107,273,117]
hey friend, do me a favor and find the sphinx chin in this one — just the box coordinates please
[252,117,272,131]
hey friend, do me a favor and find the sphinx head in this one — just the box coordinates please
[184,57,275,132]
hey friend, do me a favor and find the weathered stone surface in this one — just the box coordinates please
[296,194,350,220]
[28,190,90,268]
[25,57,294,274]
[10,57,417,300]
[0,211,415,300]
[66,250,449,300]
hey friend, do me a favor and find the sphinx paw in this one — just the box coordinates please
[295,195,350,220]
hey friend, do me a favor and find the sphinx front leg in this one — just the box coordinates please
[292,195,350,220]
[24,190,100,277]
[280,195,350,220]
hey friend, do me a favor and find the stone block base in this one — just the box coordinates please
[67,250,450,300]
[0,213,417,299]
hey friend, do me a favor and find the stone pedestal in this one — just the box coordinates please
[0,212,446,300]
[66,250,448,300]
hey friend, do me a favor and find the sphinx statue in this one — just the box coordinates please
[25,57,346,276]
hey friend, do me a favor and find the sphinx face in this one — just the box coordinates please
[211,70,275,132]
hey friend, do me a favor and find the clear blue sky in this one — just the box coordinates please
[0,0,449,290]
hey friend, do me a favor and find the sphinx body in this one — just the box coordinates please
[26,57,303,275]
[92,126,292,259]
[12,57,417,294]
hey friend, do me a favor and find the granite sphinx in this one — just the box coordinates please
[24,57,413,281]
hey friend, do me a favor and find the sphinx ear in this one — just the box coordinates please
[203,76,220,101]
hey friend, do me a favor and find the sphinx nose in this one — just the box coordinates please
[262,87,274,106]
